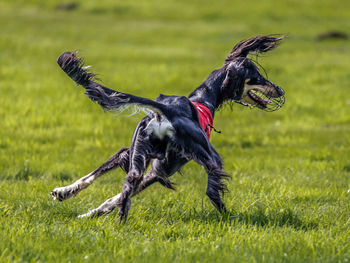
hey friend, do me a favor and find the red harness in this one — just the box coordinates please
[191,102,214,140]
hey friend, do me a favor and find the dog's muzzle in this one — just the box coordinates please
[257,89,285,112]
[236,88,285,112]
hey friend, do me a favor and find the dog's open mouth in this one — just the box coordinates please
[246,89,285,112]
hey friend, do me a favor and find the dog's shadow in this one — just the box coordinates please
[175,206,318,230]
[58,201,316,231]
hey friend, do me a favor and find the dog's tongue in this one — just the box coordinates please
[255,94,271,106]
[262,99,272,106]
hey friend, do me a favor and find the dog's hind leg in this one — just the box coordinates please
[77,169,158,218]
[77,157,187,218]
[117,139,152,222]
[50,147,129,201]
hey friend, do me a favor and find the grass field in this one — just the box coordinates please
[0,0,350,262]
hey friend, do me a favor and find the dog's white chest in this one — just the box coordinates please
[145,117,175,140]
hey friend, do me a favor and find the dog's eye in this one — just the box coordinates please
[247,77,266,86]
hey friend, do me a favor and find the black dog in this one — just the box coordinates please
[51,35,285,221]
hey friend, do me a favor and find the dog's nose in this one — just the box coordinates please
[278,86,285,96]
[274,84,284,96]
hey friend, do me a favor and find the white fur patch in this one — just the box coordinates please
[145,117,175,140]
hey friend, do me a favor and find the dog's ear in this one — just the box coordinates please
[221,65,245,101]
[225,35,285,63]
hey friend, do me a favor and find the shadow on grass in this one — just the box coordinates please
[231,208,318,230]
[45,199,316,231]
[171,206,318,231]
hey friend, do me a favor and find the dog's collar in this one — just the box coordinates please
[191,102,214,139]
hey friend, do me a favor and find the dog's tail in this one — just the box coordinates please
[57,52,167,116]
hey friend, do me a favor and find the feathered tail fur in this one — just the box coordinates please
[57,52,167,116]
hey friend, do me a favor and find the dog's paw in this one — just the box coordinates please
[77,209,98,219]
[50,186,79,201]
[118,198,131,223]
[78,208,111,219]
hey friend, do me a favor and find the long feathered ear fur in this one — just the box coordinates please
[225,35,285,63]
[221,63,245,101]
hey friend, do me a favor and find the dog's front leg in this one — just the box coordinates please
[193,146,230,213]
[51,147,129,201]
[206,167,229,213]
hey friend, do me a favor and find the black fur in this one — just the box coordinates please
[57,52,96,86]
[56,35,285,221]
[225,35,285,63]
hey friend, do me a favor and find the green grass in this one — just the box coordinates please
[0,0,350,262]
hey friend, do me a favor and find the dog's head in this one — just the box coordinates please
[222,35,285,111]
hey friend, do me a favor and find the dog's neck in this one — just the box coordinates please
[188,67,228,117]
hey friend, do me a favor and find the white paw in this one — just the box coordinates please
[78,209,99,219]
[50,186,78,201]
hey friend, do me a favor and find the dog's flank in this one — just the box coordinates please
[52,35,286,222]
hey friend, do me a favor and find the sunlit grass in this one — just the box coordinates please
[0,0,349,262]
